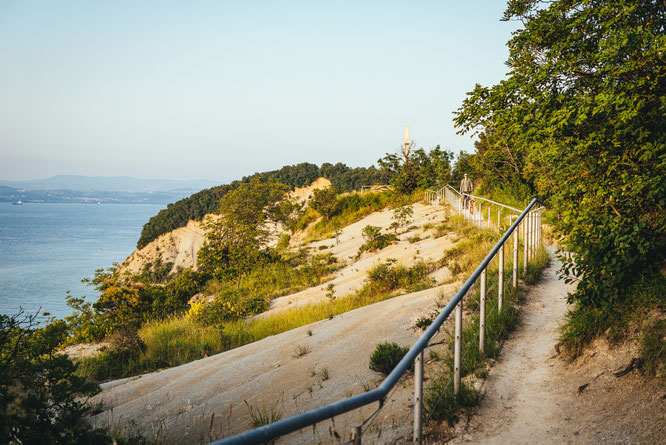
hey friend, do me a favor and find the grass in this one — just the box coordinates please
[292,344,311,358]
[78,259,436,381]
[299,190,419,242]
[424,379,480,426]
[244,399,283,428]
[560,267,666,373]
[77,316,224,380]
[204,251,341,303]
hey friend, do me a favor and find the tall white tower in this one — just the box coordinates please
[402,126,411,161]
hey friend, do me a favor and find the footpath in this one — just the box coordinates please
[449,252,665,445]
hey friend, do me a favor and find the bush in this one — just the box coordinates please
[0,311,111,443]
[369,342,410,375]
[358,225,398,255]
[366,259,434,293]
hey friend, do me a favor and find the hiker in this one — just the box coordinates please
[460,173,474,210]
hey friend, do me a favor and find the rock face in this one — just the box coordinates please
[117,178,333,276]
[117,218,211,275]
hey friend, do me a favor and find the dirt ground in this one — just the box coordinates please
[445,252,665,445]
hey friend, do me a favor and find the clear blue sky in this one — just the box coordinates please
[0,1,519,182]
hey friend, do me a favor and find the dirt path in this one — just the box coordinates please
[448,251,665,445]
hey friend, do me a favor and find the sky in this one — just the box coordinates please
[0,1,520,183]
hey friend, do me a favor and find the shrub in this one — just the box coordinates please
[0,311,111,443]
[369,342,410,375]
[366,259,434,293]
[358,225,398,255]
[392,205,414,230]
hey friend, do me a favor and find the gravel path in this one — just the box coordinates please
[448,250,666,445]
[449,250,571,444]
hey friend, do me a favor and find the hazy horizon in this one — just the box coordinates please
[0,1,520,181]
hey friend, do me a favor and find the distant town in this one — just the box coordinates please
[0,175,220,204]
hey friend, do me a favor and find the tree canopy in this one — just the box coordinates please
[137,162,388,248]
[377,145,455,194]
[454,0,666,307]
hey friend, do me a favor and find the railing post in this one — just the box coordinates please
[513,225,518,291]
[523,217,529,275]
[454,298,462,395]
[479,269,486,356]
[351,423,362,445]
[539,212,542,246]
[413,350,423,445]
[487,205,491,228]
[531,212,536,258]
[478,203,482,227]
[497,209,501,229]
[498,243,504,309]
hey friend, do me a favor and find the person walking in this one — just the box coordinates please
[460,173,474,210]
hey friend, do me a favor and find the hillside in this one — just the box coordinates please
[118,178,333,276]
[89,199,461,442]
[136,162,388,248]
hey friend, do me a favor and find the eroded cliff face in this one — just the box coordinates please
[117,178,333,276]
[117,217,214,275]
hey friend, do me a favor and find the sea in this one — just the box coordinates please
[0,203,163,319]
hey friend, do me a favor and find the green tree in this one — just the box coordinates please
[378,146,455,193]
[0,311,109,444]
[198,179,291,283]
[454,0,666,307]
[309,187,338,220]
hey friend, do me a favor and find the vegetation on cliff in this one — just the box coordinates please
[453,0,665,365]
[137,162,389,249]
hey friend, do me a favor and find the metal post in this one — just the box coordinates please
[351,423,362,445]
[478,203,482,227]
[513,226,518,291]
[498,244,504,309]
[528,212,533,259]
[531,212,536,258]
[479,269,486,356]
[487,205,491,228]
[497,209,501,229]
[539,212,542,246]
[454,299,462,395]
[413,350,423,445]
[523,218,529,274]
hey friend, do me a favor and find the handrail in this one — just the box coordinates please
[444,184,522,214]
[213,198,540,445]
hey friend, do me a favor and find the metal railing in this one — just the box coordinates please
[214,197,542,445]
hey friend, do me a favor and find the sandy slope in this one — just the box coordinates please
[90,199,464,443]
[89,282,460,444]
[262,202,454,316]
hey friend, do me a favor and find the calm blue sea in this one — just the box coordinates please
[0,203,163,319]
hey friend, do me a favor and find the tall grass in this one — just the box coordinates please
[204,252,340,302]
[77,259,435,380]
[77,316,224,380]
